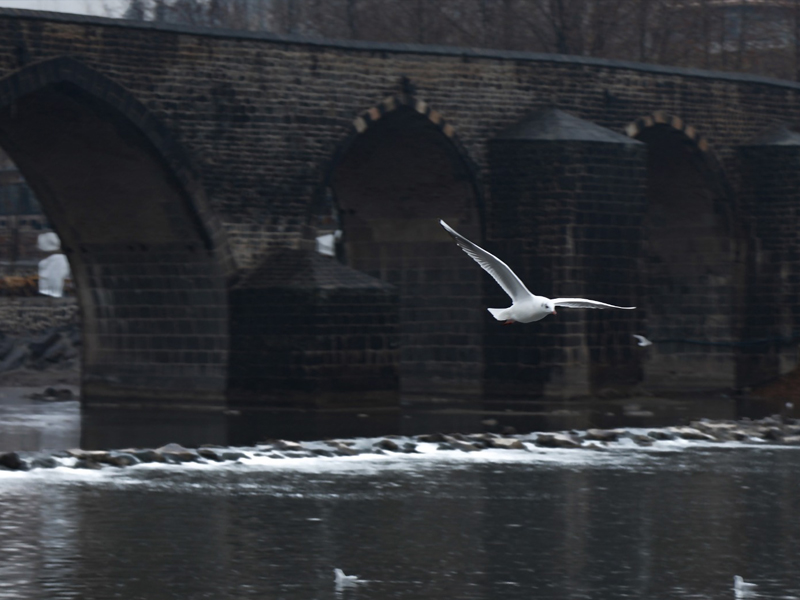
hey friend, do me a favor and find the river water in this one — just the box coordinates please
[1,390,799,600]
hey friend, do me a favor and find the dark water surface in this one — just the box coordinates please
[1,389,799,599]
[2,444,800,600]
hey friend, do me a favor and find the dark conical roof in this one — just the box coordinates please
[493,107,640,144]
[235,248,395,291]
[742,124,800,146]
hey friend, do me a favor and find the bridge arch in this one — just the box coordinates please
[0,57,232,439]
[323,94,486,399]
[626,112,745,391]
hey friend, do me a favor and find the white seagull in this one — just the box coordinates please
[734,575,757,597]
[439,220,635,323]
[632,334,653,347]
[334,568,365,588]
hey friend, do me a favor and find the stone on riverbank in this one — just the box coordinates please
[0,451,27,470]
[375,438,400,451]
[669,427,717,442]
[647,430,675,440]
[535,433,581,449]
[197,448,224,461]
[156,443,198,462]
[585,429,619,442]
[31,456,58,469]
[105,453,140,467]
[443,435,480,452]
[487,437,527,450]
[129,449,165,463]
[272,440,303,451]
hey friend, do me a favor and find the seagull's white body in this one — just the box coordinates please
[633,334,653,347]
[439,220,635,323]
[334,568,363,587]
[734,575,757,594]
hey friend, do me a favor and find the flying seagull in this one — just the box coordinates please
[439,220,635,323]
[632,334,653,347]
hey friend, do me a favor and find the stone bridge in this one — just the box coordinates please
[0,8,798,445]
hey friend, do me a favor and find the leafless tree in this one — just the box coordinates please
[118,0,800,81]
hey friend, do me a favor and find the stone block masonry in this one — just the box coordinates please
[0,296,78,334]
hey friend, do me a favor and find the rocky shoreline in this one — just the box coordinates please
[2,415,800,473]
[0,324,80,386]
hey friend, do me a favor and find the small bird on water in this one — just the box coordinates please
[734,575,757,597]
[632,334,653,347]
[439,220,635,323]
[334,568,364,588]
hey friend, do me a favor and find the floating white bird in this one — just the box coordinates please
[633,334,653,347]
[334,568,364,588]
[734,575,757,597]
[439,220,635,323]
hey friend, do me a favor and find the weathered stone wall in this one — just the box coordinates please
[0,9,798,268]
[0,296,78,334]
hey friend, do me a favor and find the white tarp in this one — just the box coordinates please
[38,254,70,298]
[37,233,70,298]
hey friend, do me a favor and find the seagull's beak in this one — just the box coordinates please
[551,310,557,315]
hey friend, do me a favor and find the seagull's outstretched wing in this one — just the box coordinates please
[439,220,532,302]
[552,298,636,310]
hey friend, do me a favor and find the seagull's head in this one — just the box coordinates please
[542,300,556,315]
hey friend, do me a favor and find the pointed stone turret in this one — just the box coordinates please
[738,123,800,386]
[494,107,641,144]
[228,248,399,432]
[486,107,646,400]
[742,123,800,146]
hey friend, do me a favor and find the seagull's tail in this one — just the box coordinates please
[487,308,508,321]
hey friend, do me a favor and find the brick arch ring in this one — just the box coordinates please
[0,55,230,263]
[625,111,712,152]
[349,93,481,179]
[624,111,729,191]
[315,93,485,229]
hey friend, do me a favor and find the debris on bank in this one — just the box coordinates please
[2,415,800,473]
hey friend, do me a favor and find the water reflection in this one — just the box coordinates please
[1,449,799,599]
[0,387,79,452]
